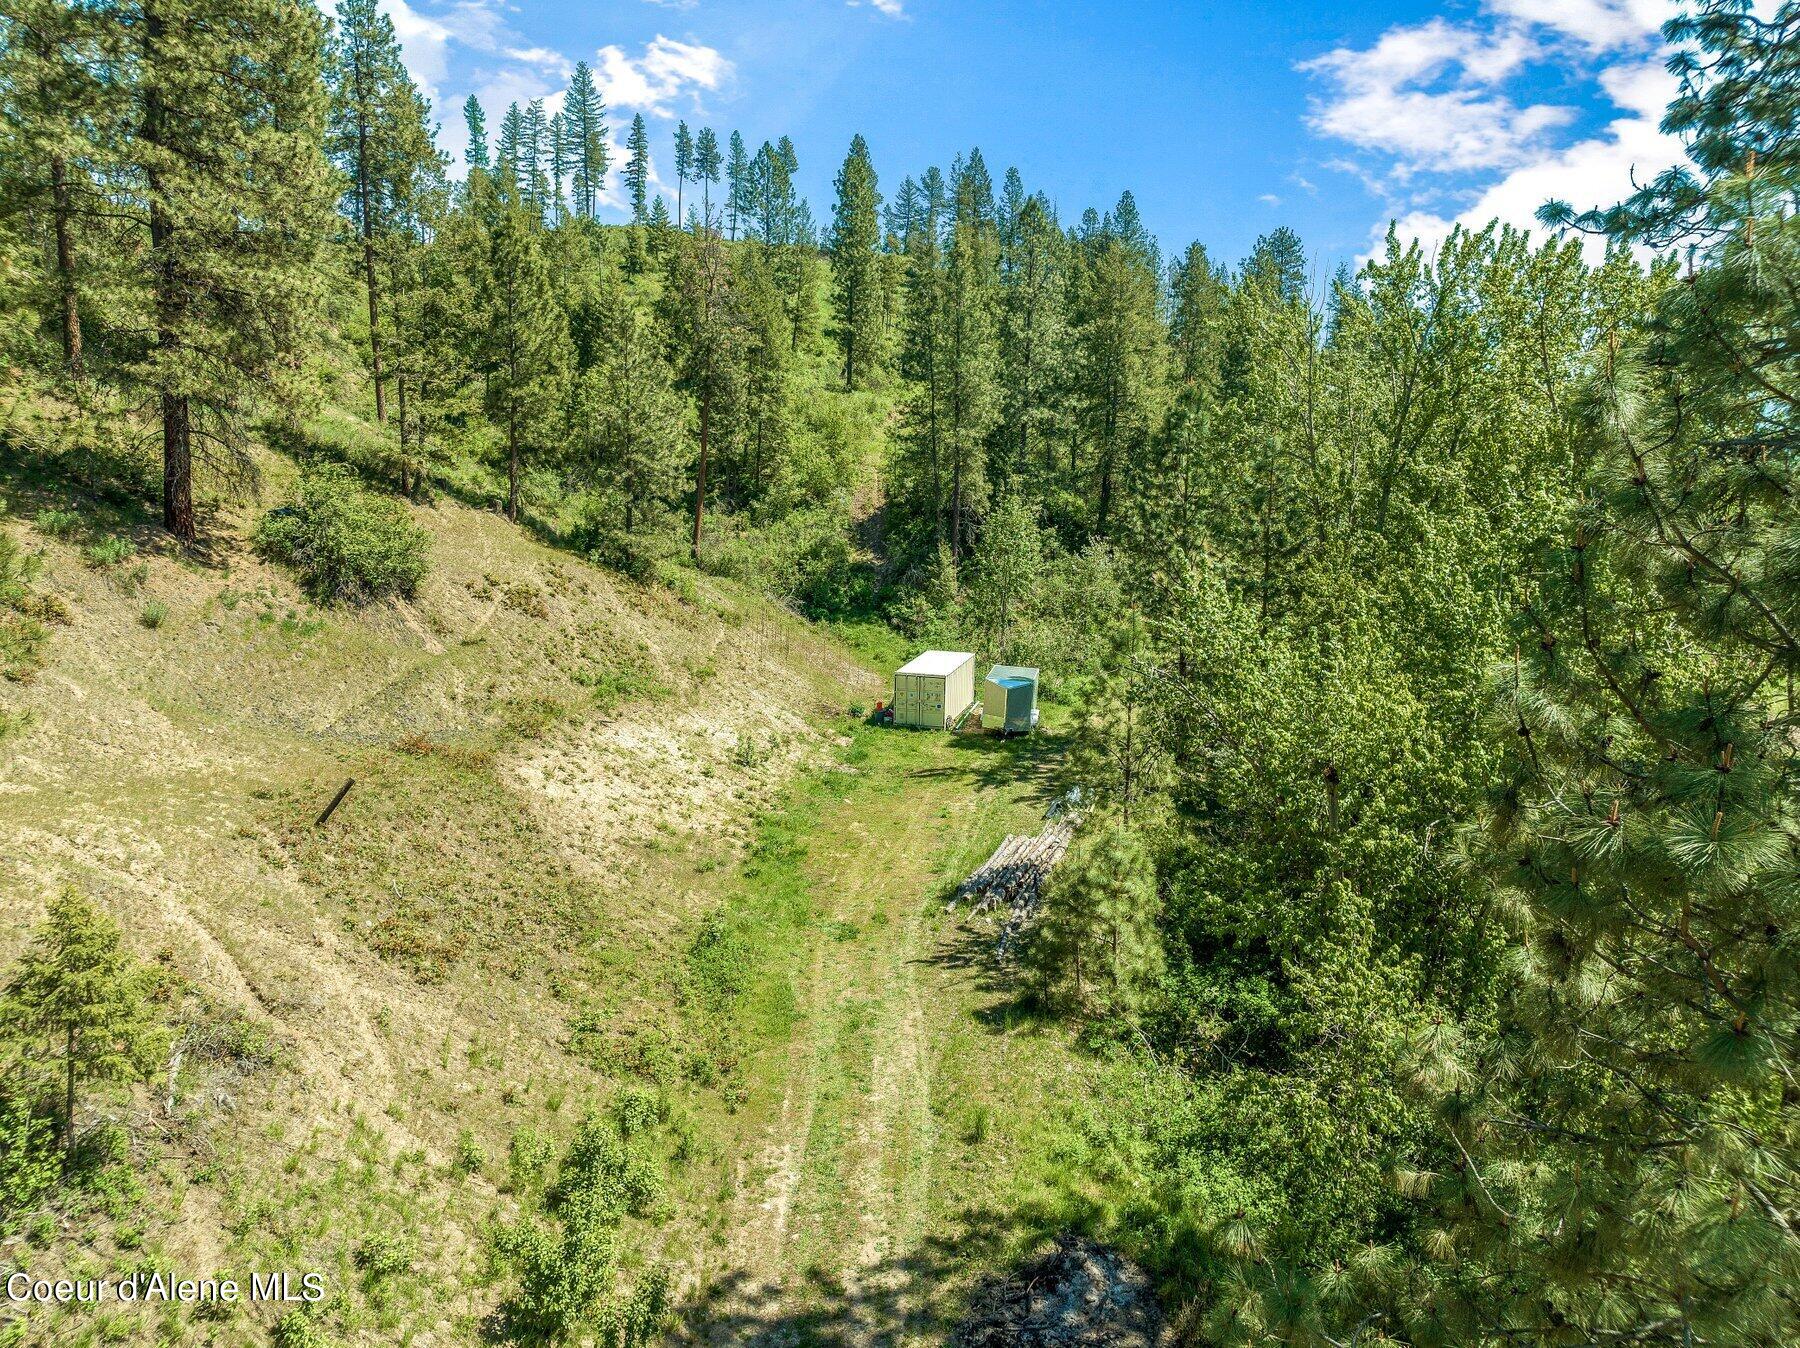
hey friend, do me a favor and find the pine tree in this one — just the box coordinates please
[830,134,883,390]
[0,0,119,378]
[623,114,650,223]
[693,126,721,229]
[496,101,525,196]
[995,190,1070,498]
[1026,826,1162,1014]
[4,890,161,1167]
[463,94,489,172]
[1376,9,1800,1342]
[562,61,607,219]
[126,0,336,542]
[732,242,794,507]
[725,130,750,241]
[1242,224,1306,302]
[572,277,686,535]
[941,151,1001,556]
[673,120,693,225]
[326,0,439,425]
[659,227,741,559]
[478,204,571,521]
[520,99,551,215]
[1071,229,1165,536]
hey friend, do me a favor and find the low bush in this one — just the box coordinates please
[254,464,429,604]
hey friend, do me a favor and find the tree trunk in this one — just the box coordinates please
[507,407,519,522]
[162,393,194,541]
[356,101,386,423]
[144,1,194,544]
[364,235,385,423]
[692,393,710,560]
[51,156,82,376]
[395,373,411,495]
[63,1023,76,1169]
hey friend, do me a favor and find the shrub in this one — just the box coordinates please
[254,464,429,604]
[1,529,66,680]
[454,1128,487,1175]
[138,600,167,629]
[32,509,80,538]
[81,536,136,568]
[0,1092,59,1229]
[270,1310,333,1348]
[354,1232,413,1284]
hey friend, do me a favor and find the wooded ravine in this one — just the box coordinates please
[0,1,1796,1345]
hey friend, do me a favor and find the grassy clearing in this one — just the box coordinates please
[656,719,1123,1345]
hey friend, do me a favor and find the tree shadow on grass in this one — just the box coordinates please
[674,1200,1086,1348]
[0,414,245,569]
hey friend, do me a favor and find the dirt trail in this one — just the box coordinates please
[705,733,1029,1346]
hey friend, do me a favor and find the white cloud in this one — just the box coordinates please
[1302,1,1688,263]
[1300,19,1568,175]
[594,35,733,118]
[1258,193,1282,207]
[1486,0,1670,52]
[379,0,455,105]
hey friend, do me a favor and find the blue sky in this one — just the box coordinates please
[378,0,1689,273]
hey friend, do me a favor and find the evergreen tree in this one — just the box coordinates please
[994,191,1070,501]
[659,227,741,558]
[0,0,120,378]
[672,120,693,225]
[940,151,1001,556]
[561,61,607,219]
[623,114,651,223]
[731,242,795,507]
[126,0,336,542]
[1071,229,1165,536]
[1026,826,1163,1014]
[830,134,883,390]
[725,130,750,241]
[520,99,551,215]
[572,276,686,535]
[326,0,440,425]
[4,890,161,1167]
[495,101,525,198]
[1370,9,1800,1342]
[463,94,489,172]
[693,126,721,228]
[1242,224,1307,302]
[477,203,571,521]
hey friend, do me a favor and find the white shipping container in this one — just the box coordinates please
[892,650,977,729]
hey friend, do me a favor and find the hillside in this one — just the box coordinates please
[0,415,1107,1346]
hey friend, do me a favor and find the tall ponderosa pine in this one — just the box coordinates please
[623,114,650,223]
[940,150,1001,556]
[693,127,721,228]
[725,130,750,241]
[463,94,488,171]
[561,62,607,219]
[129,0,335,541]
[326,0,439,425]
[1386,7,1800,1342]
[478,204,571,521]
[0,0,119,378]
[659,227,740,558]
[673,120,693,225]
[573,276,685,534]
[830,134,883,390]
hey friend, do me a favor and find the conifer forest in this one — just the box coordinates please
[0,0,1795,1345]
